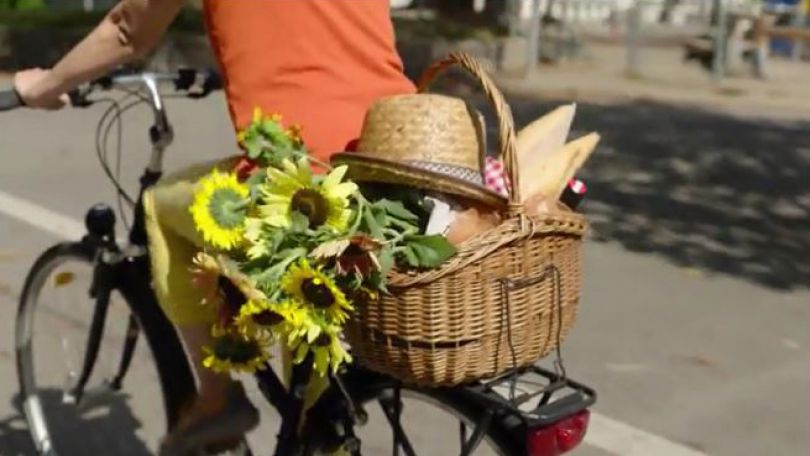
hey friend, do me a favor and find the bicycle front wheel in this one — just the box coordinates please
[15,242,192,455]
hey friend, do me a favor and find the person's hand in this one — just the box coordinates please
[13,68,69,110]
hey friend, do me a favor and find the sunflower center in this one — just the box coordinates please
[212,335,262,364]
[291,189,329,228]
[208,188,247,229]
[254,310,285,326]
[301,278,335,309]
[218,276,247,311]
[344,243,365,256]
[314,333,332,347]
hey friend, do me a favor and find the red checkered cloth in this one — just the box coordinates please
[484,156,511,197]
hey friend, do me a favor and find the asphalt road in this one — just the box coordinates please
[0,90,808,456]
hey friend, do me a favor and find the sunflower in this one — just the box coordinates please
[281,259,353,324]
[191,252,225,307]
[257,157,357,232]
[286,124,304,145]
[190,170,250,250]
[234,299,311,339]
[336,234,383,276]
[191,252,268,323]
[292,323,352,377]
[203,325,270,374]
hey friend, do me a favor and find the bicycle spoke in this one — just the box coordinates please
[379,387,416,456]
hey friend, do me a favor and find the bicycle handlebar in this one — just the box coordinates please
[0,67,221,112]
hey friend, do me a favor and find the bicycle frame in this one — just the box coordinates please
[64,72,185,424]
[45,71,597,456]
[64,74,335,453]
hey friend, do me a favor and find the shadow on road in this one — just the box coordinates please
[422,67,810,292]
[0,390,152,455]
[503,96,810,290]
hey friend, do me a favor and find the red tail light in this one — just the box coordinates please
[526,410,590,456]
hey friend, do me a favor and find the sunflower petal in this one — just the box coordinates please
[280,158,298,176]
[294,156,312,184]
[323,165,348,189]
[307,324,321,344]
[294,342,309,364]
[314,347,329,377]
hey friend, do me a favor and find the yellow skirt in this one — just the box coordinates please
[143,156,239,326]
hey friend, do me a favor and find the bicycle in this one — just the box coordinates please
[1,70,595,456]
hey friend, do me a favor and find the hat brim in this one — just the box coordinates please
[331,153,507,207]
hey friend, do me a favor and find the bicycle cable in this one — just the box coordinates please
[104,97,145,231]
[94,88,149,232]
[93,85,204,233]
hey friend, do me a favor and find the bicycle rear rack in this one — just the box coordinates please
[464,364,596,428]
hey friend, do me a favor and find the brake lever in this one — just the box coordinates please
[68,87,93,108]
[174,68,197,92]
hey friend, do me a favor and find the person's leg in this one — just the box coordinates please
[143,158,258,451]
[176,324,234,423]
[144,177,231,403]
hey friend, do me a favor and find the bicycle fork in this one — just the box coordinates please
[65,205,142,405]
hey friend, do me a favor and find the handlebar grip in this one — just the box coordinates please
[0,89,23,111]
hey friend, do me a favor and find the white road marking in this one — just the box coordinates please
[587,412,708,456]
[0,189,711,456]
[0,190,85,239]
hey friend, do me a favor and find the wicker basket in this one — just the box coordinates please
[345,53,588,386]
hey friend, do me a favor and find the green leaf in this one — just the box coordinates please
[246,171,265,200]
[260,118,284,135]
[245,139,263,160]
[404,235,456,268]
[374,208,388,228]
[374,199,419,221]
[270,229,285,252]
[402,246,420,268]
[378,248,394,277]
[365,271,386,293]
[362,208,384,239]
[290,211,309,232]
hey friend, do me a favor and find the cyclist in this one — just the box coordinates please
[14,0,415,453]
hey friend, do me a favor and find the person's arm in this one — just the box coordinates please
[14,0,185,109]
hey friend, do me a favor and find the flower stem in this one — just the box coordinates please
[348,196,365,236]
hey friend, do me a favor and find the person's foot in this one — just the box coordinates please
[159,382,259,456]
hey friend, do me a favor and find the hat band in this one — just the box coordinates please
[404,160,484,186]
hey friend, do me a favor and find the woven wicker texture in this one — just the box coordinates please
[357,94,484,171]
[332,85,505,205]
[345,53,588,386]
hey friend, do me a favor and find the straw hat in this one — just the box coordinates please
[331,94,506,207]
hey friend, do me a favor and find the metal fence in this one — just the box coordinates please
[516,0,761,25]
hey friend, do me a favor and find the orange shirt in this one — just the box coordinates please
[203,0,416,162]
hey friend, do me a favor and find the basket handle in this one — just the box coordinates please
[417,52,523,208]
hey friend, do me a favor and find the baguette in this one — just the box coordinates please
[516,104,576,195]
[522,132,600,202]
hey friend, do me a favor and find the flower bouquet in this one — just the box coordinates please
[189,109,457,377]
